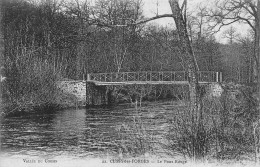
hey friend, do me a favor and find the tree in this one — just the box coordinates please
[94,0,144,72]
[184,4,221,72]
[0,0,4,107]
[168,0,199,111]
[110,0,200,110]
[238,32,255,82]
[257,0,260,105]
[208,0,260,104]
[93,1,204,159]
[64,0,92,79]
[187,4,212,42]
[142,24,185,71]
[222,26,239,44]
[169,0,207,161]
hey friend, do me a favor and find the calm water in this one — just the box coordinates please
[0,102,185,159]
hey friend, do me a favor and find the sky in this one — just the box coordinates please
[76,0,251,43]
[141,0,251,43]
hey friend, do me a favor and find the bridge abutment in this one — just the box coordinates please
[86,82,112,106]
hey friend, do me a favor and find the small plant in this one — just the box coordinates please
[165,106,213,162]
[114,99,156,158]
[115,121,154,157]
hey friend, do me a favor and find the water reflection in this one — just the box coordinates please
[0,102,176,159]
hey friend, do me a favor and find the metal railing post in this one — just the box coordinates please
[162,72,164,81]
[216,72,219,82]
[87,74,90,81]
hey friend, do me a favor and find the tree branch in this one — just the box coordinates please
[88,14,174,28]
[237,15,255,31]
[208,18,240,35]
[242,3,255,16]
[248,2,257,17]
[135,14,174,25]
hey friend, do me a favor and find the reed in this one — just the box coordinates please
[165,84,259,162]
[2,46,64,115]
[115,109,156,157]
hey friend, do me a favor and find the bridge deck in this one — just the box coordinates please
[88,81,215,86]
[87,71,222,86]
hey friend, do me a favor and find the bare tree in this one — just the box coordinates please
[208,0,260,104]
[187,5,212,42]
[94,0,144,72]
[168,0,199,111]
[186,5,221,72]
[257,0,260,105]
[0,0,4,107]
[222,26,239,44]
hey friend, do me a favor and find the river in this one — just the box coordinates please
[0,101,187,161]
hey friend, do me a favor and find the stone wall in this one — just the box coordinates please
[56,80,86,107]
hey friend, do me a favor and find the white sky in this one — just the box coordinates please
[142,0,251,43]
[81,0,251,43]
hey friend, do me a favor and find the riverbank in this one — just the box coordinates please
[1,81,257,118]
[0,93,85,118]
[0,80,87,117]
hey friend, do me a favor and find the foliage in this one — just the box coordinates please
[165,83,258,162]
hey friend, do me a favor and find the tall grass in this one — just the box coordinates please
[165,83,258,163]
[165,105,212,161]
[2,46,64,115]
[115,109,156,157]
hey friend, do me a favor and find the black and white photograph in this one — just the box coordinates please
[0,0,260,166]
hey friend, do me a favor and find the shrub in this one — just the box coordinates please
[165,83,258,162]
[115,110,156,157]
[3,48,62,114]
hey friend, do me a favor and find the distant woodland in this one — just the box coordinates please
[2,0,255,79]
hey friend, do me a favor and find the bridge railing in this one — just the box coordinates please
[87,71,222,83]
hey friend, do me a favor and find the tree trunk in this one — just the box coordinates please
[169,0,204,161]
[0,0,4,107]
[168,0,199,111]
[257,0,260,110]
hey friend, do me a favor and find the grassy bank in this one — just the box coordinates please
[1,54,83,117]
[1,84,83,118]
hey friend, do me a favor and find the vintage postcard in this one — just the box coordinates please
[0,0,259,167]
